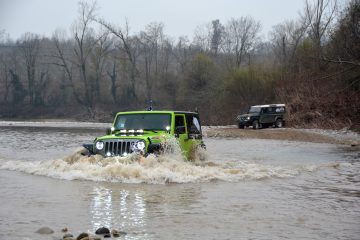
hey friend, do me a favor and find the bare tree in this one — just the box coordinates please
[107,57,119,103]
[51,29,80,105]
[222,16,261,68]
[173,36,191,74]
[0,33,12,102]
[139,22,164,101]
[303,0,337,66]
[0,34,21,104]
[0,56,11,102]
[172,37,192,106]
[97,18,140,102]
[91,28,111,99]
[9,69,26,105]
[210,19,224,55]
[18,32,40,105]
[270,18,309,67]
[158,38,173,78]
[326,0,360,67]
[72,0,99,110]
[193,23,212,52]
[193,19,224,55]
[34,68,49,106]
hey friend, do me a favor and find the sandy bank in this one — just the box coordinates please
[203,126,360,146]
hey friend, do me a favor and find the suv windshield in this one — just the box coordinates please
[114,114,171,130]
[249,106,261,113]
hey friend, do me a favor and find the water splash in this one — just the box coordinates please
[0,144,324,184]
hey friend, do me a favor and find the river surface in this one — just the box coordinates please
[0,122,359,240]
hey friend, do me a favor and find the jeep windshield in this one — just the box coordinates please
[114,113,171,131]
[249,106,261,113]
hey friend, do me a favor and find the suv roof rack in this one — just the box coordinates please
[252,104,285,108]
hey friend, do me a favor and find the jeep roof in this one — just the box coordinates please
[250,104,285,108]
[115,110,199,115]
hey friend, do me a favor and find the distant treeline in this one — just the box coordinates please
[0,0,359,129]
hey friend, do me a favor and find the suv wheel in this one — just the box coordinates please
[252,120,260,129]
[275,118,283,128]
[238,123,245,129]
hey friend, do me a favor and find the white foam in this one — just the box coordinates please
[0,147,322,184]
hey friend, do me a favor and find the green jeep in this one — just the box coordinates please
[237,104,286,129]
[83,110,205,160]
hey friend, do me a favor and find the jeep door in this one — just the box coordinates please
[185,114,203,156]
[259,107,271,124]
[174,114,192,158]
[268,107,278,123]
[260,107,276,124]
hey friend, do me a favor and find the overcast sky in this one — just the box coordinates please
[0,0,306,40]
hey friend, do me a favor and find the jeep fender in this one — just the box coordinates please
[147,143,162,154]
[82,143,95,156]
[275,117,285,125]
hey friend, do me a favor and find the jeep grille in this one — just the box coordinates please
[103,139,137,156]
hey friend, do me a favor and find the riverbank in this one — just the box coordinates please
[203,126,360,146]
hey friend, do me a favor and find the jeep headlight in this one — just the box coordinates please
[246,116,250,120]
[95,141,104,150]
[135,141,146,151]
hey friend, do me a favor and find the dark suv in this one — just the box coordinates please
[237,104,286,129]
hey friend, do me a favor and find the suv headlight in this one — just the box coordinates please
[246,116,250,120]
[135,141,146,151]
[132,140,146,152]
[95,141,104,150]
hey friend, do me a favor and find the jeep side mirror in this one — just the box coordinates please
[106,128,112,135]
[175,126,186,135]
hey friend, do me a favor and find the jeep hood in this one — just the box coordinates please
[96,130,170,142]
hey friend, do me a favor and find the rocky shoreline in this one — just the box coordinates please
[35,226,126,240]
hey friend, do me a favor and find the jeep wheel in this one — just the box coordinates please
[238,123,245,129]
[275,119,283,128]
[252,120,260,129]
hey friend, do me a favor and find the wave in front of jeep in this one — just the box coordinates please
[0,144,320,184]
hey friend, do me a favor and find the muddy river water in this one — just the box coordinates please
[0,122,359,240]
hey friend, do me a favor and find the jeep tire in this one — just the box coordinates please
[252,120,260,129]
[275,118,283,128]
[238,123,245,129]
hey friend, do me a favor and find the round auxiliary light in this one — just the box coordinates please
[106,152,112,157]
[95,141,104,150]
[136,141,146,150]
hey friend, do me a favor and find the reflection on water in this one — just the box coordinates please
[88,184,203,239]
[90,186,147,237]
[91,187,113,231]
